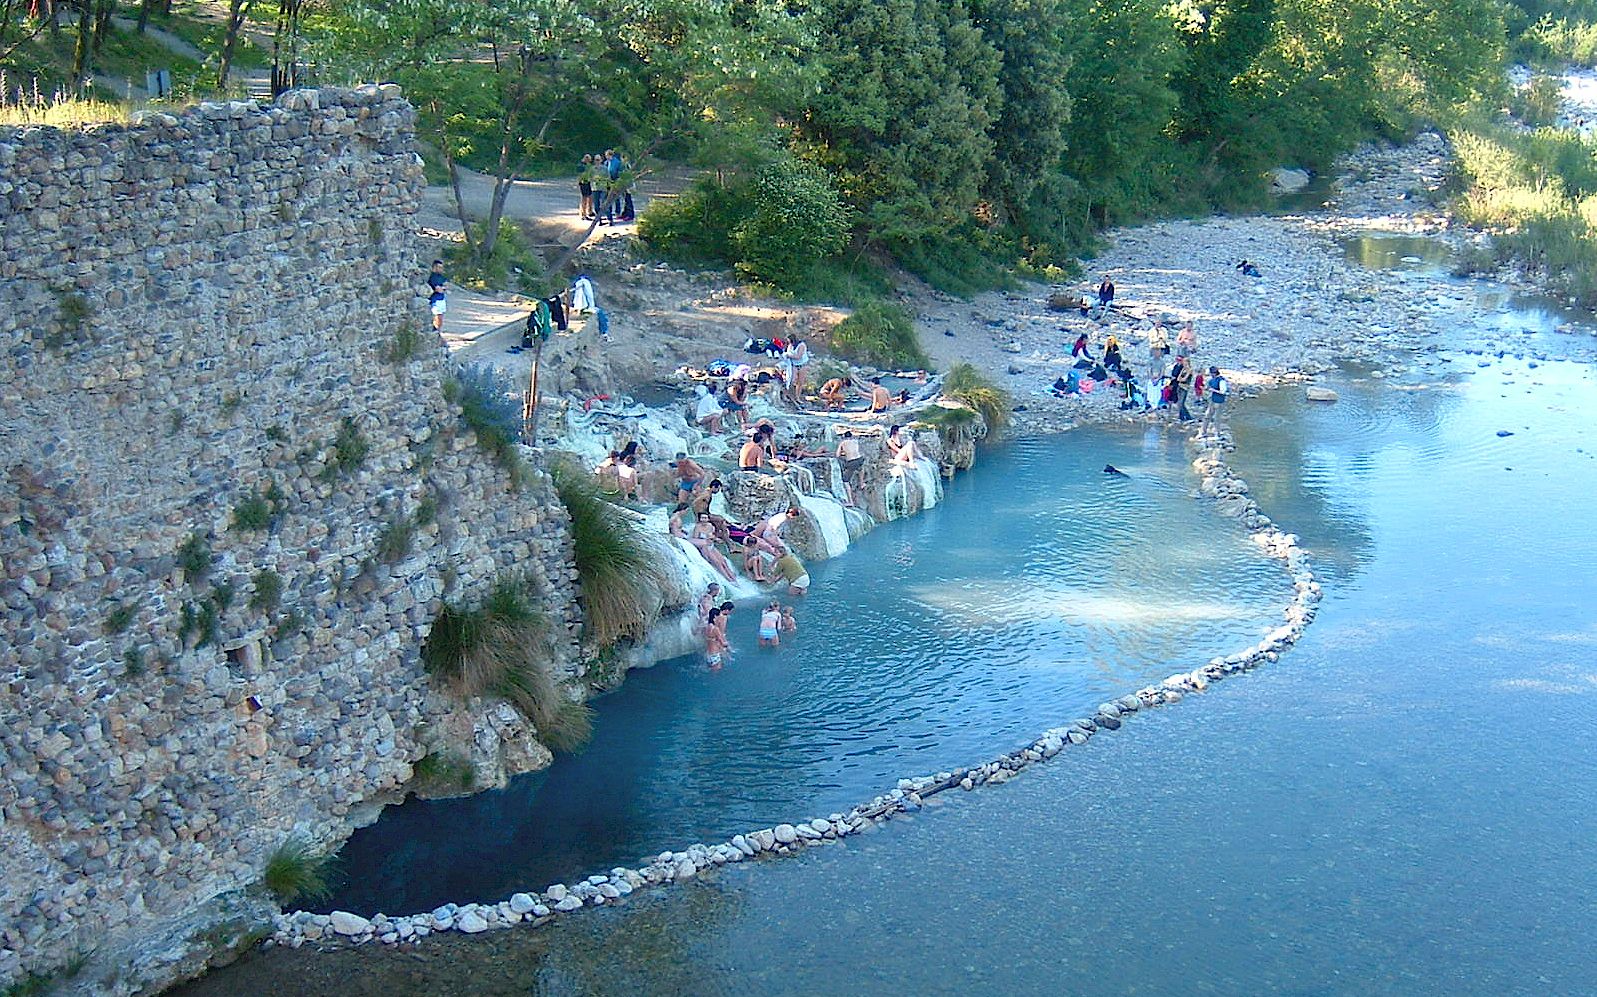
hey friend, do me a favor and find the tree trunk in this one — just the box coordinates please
[90,0,111,54]
[445,153,477,259]
[480,177,513,259]
[71,0,93,85]
[217,0,251,87]
[136,0,154,33]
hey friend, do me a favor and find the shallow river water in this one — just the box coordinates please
[179,338,1597,996]
[317,423,1292,915]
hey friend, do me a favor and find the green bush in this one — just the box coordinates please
[104,602,136,635]
[412,750,475,793]
[320,418,369,480]
[177,533,212,581]
[944,362,1012,435]
[888,229,1017,298]
[637,183,746,266]
[383,325,427,364]
[376,516,416,563]
[731,159,852,285]
[550,459,664,647]
[1511,75,1566,129]
[232,492,271,532]
[250,570,283,613]
[828,301,929,370]
[421,575,593,751]
[262,837,334,905]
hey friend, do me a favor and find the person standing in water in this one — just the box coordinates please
[705,606,730,669]
[1199,365,1229,438]
[758,601,783,646]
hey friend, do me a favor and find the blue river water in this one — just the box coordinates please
[176,333,1597,996]
[317,419,1292,915]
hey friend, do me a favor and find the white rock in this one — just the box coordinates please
[1305,386,1339,402]
[554,896,583,912]
[509,893,537,915]
[457,911,489,934]
[329,911,371,937]
[773,824,798,845]
[545,884,569,901]
[674,859,697,880]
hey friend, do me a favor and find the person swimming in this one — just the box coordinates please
[1103,464,1129,476]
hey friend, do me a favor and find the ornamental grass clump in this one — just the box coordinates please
[943,362,1012,435]
[550,457,665,648]
[262,837,334,905]
[421,575,594,752]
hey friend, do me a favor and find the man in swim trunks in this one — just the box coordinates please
[864,377,892,413]
[672,452,707,500]
[836,430,865,505]
[739,435,765,472]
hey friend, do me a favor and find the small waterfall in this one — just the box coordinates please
[907,457,942,510]
[792,489,852,559]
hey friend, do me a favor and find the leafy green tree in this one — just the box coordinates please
[969,0,1073,241]
[798,0,1003,241]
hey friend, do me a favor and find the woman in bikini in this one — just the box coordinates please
[690,510,737,581]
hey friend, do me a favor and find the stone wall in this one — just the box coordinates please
[0,88,579,993]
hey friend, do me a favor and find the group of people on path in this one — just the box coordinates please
[577,150,634,225]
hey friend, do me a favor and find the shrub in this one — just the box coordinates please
[249,570,283,613]
[232,492,271,532]
[123,648,146,677]
[888,229,1016,298]
[1511,75,1565,129]
[321,418,369,479]
[376,516,416,563]
[105,603,136,635]
[828,301,929,370]
[262,837,334,905]
[444,219,545,296]
[944,362,1012,435]
[383,325,426,364]
[451,364,531,488]
[177,533,211,581]
[550,459,665,648]
[264,424,288,443]
[411,750,475,793]
[731,159,853,286]
[637,182,747,267]
[177,600,219,648]
[414,493,439,527]
[421,575,593,751]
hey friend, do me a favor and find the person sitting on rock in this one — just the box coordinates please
[819,377,847,410]
[892,429,921,466]
[1071,332,1090,358]
[864,377,893,413]
[743,536,776,582]
[739,434,766,472]
[694,385,724,434]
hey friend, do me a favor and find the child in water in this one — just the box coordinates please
[705,607,729,668]
[780,605,797,633]
[758,601,782,646]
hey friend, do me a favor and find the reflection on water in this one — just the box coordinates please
[316,426,1292,915]
[1339,233,1453,271]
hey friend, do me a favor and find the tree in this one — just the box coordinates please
[798,0,1003,241]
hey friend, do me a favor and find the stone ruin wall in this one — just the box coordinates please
[0,87,580,991]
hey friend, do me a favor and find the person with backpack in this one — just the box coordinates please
[1170,355,1194,422]
[1199,365,1230,438]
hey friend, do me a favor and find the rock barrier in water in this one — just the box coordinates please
[266,431,1322,952]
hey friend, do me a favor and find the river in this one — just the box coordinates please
[173,234,1597,995]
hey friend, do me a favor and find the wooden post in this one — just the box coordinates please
[525,337,544,444]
